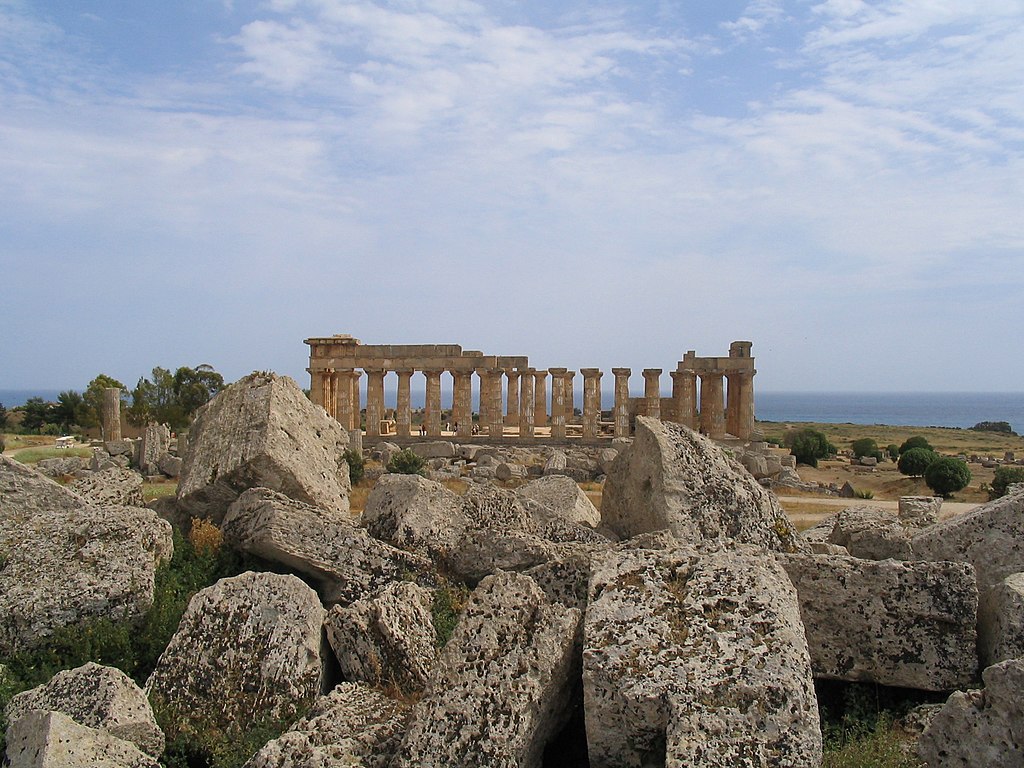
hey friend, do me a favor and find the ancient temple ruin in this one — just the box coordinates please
[305,335,757,441]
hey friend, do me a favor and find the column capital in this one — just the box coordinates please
[642,368,663,377]
[548,367,567,375]
[580,367,602,377]
[612,367,632,377]
[362,366,385,375]
[394,367,414,376]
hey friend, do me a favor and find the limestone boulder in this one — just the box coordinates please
[176,371,350,524]
[523,550,593,611]
[899,495,942,525]
[543,450,567,475]
[918,659,1024,768]
[392,571,581,768]
[222,487,433,605]
[516,474,600,528]
[0,457,173,654]
[34,455,86,477]
[778,553,978,690]
[361,473,469,562]
[146,572,324,742]
[909,485,1024,590]
[156,453,182,478]
[495,461,527,481]
[324,581,437,694]
[601,416,804,553]
[410,441,456,459]
[4,709,159,768]
[135,424,170,476]
[104,440,134,457]
[5,662,163,757]
[740,451,769,479]
[68,467,144,508]
[583,545,821,767]
[815,506,915,560]
[978,573,1024,668]
[242,683,407,768]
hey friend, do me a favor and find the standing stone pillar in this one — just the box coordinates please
[504,370,520,426]
[670,369,697,429]
[725,373,741,437]
[364,368,385,437]
[309,370,326,410]
[612,368,631,438]
[424,370,443,437]
[549,367,567,440]
[453,372,473,438]
[102,387,122,441]
[643,369,662,420]
[327,370,340,419]
[349,370,362,432]
[563,371,576,425]
[335,369,357,432]
[581,369,603,441]
[699,371,726,438]
[480,369,503,438]
[533,371,548,428]
[738,369,756,440]
[396,369,413,437]
[519,368,536,438]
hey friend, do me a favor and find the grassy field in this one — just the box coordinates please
[10,445,93,463]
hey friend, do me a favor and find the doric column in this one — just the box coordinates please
[738,369,756,440]
[453,371,473,438]
[364,367,385,437]
[335,369,357,432]
[395,369,413,437]
[726,372,741,437]
[309,369,326,409]
[102,387,122,441]
[349,370,362,432]
[533,370,548,427]
[424,369,443,437]
[643,369,662,420]
[581,368,602,441]
[479,369,503,437]
[612,368,631,438]
[699,371,726,438]
[670,369,697,429]
[519,368,536,438]
[563,371,576,424]
[504,369,520,425]
[549,367,567,439]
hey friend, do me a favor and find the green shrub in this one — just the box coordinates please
[851,438,883,461]
[386,448,427,476]
[342,448,365,485]
[854,489,875,499]
[886,444,900,461]
[925,457,971,497]
[432,583,470,649]
[897,447,937,477]
[899,436,932,454]
[991,466,1024,499]
[786,429,836,468]
[971,420,1017,435]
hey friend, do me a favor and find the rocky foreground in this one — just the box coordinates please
[3,371,1024,766]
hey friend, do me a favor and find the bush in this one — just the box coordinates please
[786,429,835,468]
[886,444,900,461]
[991,466,1024,499]
[971,421,1017,435]
[851,438,882,461]
[897,447,937,477]
[899,436,932,454]
[386,448,427,476]
[925,457,972,497]
[342,448,365,485]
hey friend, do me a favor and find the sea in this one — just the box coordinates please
[2,388,1021,435]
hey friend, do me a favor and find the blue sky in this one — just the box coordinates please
[2,0,1022,393]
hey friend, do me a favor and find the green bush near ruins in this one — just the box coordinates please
[991,466,1024,499]
[385,448,428,476]
[342,447,365,484]
[786,428,836,468]
[924,457,972,497]
[851,438,883,461]
[898,436,933,454]
[897,447,938,477]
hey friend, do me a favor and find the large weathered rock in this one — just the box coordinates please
[34,455,86,477]
[808,506,915,560]
[69,467,145,508]
[324,581,437,695]
[3,709,159,768]
[584,545,821,767]
[242,683,407,768]
[222,487,433,605]
[361,474,467,561]
[5,662,163,757]
[410,441,456,459]
[978,572,1024,669]
[135,424,170,476]
[0,457,173,654]
[176,371,350,524]
[392,571,580,768]
[146,572,324,742]
[918,659,1024,768]
[778,553,978,690]
[909,485,1024,590]
[516,474,600,528]
[601,416,804,552]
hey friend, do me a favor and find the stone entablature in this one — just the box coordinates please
[305,335,757,441]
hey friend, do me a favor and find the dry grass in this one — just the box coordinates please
[142,480,178,502]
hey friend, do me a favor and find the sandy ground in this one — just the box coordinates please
[778,495,978,531]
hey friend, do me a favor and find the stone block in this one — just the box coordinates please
[978,573,1024,668]
[410,441,456,459]
[4,709,159,767]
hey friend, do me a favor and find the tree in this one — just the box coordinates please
[0,401,7,431]
[851,438,882,461]
[84,374,128,429]
[52,390,90,433]
[925,457,972,497]
[899,436,932,454]
[19,397,55,433]
[786,429,835,468]
[898,447,938,477]
[990,466,1024,499]
[342,448,365,485]
[886,444,900,461]
[971,421,1016,435]
[173,364,224,418]
[129,365,225,429]
[385,448,427,476]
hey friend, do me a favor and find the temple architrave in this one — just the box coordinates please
[304,335,757,442]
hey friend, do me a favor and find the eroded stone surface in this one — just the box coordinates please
[176,371,350,524]
[601,417,803,553]
[918,659,1024,768]
[6,662,163,757]
[324,581,437,694]
[222,487,432,605]
[778,553,978,691]
[807,506,915,560]
[516,474,600,528]
[69,467,145,508]
[4,709,159,768]
[0,457,173,654]
[978,573,1024,669]
[393,571,581,768]
[242,683,407,768]
[146,572,324,742]
[583,545,821,768]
